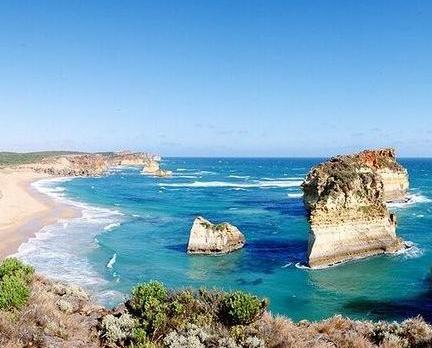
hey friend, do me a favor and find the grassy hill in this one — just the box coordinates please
[0,151,83,167]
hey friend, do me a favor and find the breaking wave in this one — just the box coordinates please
[387,193,432,209]
[16,177,124,304]
[106,253,117,269]
[158,180,303,188]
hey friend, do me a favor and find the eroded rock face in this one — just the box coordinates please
[357,149,409,202]
[187,216,245,254]
[20,152,168,177]
[302,148,408,268]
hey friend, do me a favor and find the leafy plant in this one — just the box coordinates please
[129,281,169,338]
[0,275,30,310]
[0,258,34,310]
[0,257,34,284]
[221,291,267,325]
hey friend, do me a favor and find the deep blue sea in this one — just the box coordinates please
[16,158,432,322]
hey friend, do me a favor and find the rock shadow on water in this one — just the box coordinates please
[343,282,432,322]
[236,278,263,286]
[243,239,308,274]
[166,239,308,276]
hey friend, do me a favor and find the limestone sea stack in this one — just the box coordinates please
[301,148,408,269]
[187,216,245,254]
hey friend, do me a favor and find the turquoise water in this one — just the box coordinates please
[17,158,432,322]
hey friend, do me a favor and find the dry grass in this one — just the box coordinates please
[0,274,104,347]
[1,274,432,348]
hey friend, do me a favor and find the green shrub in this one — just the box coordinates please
[221,291,267,325]
[0,258,34,310]
[0,257,34,284]
[0,275,30,310]
[130,281,168,314]
[129,281,169,337]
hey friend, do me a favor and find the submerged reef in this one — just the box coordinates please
[302,148,409,268]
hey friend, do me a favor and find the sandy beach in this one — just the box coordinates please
[0,168,80,259]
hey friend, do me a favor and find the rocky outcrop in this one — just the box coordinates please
[302,149,408,268]
[19,152,170,177]
[187,216,245,254]
[356,149,409,202]
[141,159,172,177]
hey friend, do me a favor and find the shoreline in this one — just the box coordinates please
[0,168,81,259]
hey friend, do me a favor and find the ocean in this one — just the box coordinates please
[15,158,432,322]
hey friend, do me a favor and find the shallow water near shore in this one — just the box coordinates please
[16,158,432,322]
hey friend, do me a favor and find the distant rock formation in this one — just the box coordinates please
[302,148,408,268]
[19,152,170,177]
[141,160,172,177]
[187,216,245,254]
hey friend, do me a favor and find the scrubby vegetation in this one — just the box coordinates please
[1,258,432,347]
[0,151,82,167]
[0,258,34,310]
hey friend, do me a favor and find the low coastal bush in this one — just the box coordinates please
[0,274,30,310]
[101,281,268,346]
[0,265,431,347]
[0,257,34,283]
[129,281,169,339]
[0,257,34,310]
[221,291,267,325]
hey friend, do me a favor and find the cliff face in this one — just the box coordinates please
[20,152,166,177]
[357,149,409,202]
[302,149,408,268]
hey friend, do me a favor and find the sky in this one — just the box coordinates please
[0,1,431,157]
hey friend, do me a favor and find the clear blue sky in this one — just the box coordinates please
[0,1,431,157]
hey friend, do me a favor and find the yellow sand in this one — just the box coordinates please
[0,168,79,258]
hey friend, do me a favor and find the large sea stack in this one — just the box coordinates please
[187,216,245,254]
[301,148,408,268]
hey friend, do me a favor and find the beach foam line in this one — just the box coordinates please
[18,177,125,304]
[158,180,303,188]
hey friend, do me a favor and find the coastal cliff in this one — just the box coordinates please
[15,151,170,177]
[302,149,408,268]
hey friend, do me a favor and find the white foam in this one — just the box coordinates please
[394,241,424,259]
[228,175,250,179]
[104,223,120,231]
[387,193,432,209]
[295,262,310,269]
[106,253,117,269]
[16,177,124,304]
[158,180,303,188]
[282,262,292,268]
[174,175,200,179]
[287,193,303,198]
[261,177,303,181]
